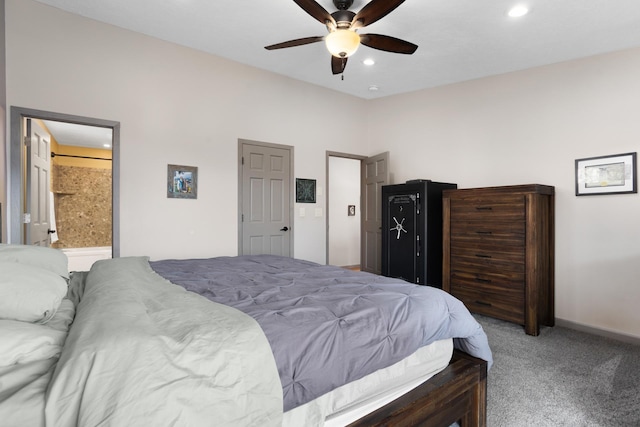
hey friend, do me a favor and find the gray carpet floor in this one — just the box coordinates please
[475,315,640,426]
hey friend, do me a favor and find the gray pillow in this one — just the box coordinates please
[0,262,68,323]
[0,244,69,280]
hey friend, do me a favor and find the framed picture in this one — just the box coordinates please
[167,164,198,199]
[296,178,316,203]
[575,152,637,196]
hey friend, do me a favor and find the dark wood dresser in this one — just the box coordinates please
[442,184,555,336]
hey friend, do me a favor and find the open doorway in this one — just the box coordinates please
[326,151,389,274]
[327,155,361,269]
[9,107,120,269]
[44,120,113,270]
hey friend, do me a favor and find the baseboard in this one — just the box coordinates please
[555,318,640,346]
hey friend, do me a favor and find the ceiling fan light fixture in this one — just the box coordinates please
[325,29,360,58]
[508,5,529,18]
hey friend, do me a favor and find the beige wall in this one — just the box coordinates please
[5,0,367,264]
[367,48,640,339]
[4,0,640,338]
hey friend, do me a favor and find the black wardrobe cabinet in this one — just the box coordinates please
[381,180,457,287]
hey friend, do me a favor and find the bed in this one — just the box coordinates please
[0,244,492,426]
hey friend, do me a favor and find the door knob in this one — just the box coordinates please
[47,229,56,234]
[280,226,289,232]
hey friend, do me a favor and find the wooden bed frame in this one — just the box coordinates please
[349,350,487,427]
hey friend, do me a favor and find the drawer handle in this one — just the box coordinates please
[475,207,493,211]
[475,254,492,258]
[475,278,492,284]
[476,231,492,235]
[475,300,492,307]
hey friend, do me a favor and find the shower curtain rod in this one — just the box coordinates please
[51,152,112,161]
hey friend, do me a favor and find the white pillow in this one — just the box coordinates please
[0,262,68,323]
[0,244,69,280]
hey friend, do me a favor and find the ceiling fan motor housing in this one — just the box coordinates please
[331,10,356,28]
[333,0,354,10]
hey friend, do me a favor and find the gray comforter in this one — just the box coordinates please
[151,255,493,411]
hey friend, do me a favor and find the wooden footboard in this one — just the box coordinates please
[347,350,487,427]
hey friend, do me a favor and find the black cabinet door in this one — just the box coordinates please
[385,193,418,282]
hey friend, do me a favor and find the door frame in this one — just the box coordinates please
[9,106,121,256]
[237,138,294,256]
[325,151,366,266]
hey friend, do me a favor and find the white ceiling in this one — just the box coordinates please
[43,120,113,150]
[33,0,640,100]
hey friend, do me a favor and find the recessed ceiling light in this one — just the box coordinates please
[363,58,375,66]
[508,5,529,18]
[368,85,379,91]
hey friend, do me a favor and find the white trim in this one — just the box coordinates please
[555,318,640,346]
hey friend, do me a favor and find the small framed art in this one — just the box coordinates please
[575,152,637,196]
[296,178,316,203]
[167,164,198,199]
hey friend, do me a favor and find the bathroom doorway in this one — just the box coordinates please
[9,107,120,266]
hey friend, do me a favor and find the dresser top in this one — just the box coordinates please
[443,184,555,197]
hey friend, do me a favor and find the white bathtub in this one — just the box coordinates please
[62,246,112,272]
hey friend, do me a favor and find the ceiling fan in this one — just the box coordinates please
[265,0,418,75]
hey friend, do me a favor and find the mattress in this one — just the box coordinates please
[283,338,453,426]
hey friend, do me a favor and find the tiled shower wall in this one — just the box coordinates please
[52,165,112,248]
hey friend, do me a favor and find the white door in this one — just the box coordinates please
[361,152,389,274]
[240,142,292,256]
[26,119,52,246]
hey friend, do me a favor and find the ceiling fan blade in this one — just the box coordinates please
[331,56,348,75]
[360,34,418,54]
[265,36,324,50]
[294,0,336,28]
[352,0,405,28]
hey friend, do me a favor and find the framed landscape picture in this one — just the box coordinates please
[575,152,637,196]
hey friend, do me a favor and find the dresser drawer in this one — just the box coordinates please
[451,257,524,281]
[449,283,525,324]
[451,221,525,243]
[450,240,525,264]
[449,195,525,222]
[450,269,525,291]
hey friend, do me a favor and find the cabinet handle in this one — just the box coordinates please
[475,207,493,211]
[475,300,492,307]
[475,277,492,283]
[475,254,492,258]
[476,231,492,235]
